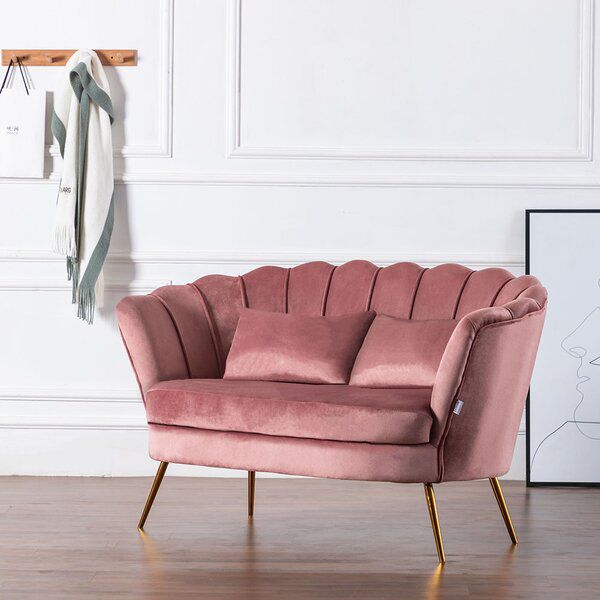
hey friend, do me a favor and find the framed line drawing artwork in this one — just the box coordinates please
[526,209,600,486]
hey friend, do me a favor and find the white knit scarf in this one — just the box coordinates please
[52,49,114,323]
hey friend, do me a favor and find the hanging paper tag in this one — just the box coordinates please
[0,89,46,178]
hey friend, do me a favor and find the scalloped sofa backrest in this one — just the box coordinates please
[117,261,546,398]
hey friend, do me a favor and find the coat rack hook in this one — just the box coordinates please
[1,49,137,67]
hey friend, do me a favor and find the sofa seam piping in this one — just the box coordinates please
[452,270,476,319]
[366,267,382,311]
[284,267,291,313]
[408,267,427,319]
[321,265,337,316]
[489,273,517,307]
[187,283,224,376]
[239,275,248,308]
[151,293,192,379]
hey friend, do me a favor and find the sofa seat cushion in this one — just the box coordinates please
[146,379,433,445]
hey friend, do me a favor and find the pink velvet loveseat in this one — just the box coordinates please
[117,261,547,563]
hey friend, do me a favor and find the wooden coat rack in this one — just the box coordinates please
[1,49,137,66]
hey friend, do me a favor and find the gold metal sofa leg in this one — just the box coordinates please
[489,477,518,544]
[248,471,256,517]
[424,483,446,564]
[138,461,169,530]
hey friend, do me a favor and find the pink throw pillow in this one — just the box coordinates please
[350,315,458,388]
[224,308,375,384]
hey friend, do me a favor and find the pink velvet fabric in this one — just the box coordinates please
[146,379,433,444]
[454,268,513,319]
[152,285,221,378]
[224,308,374,384]
[117,261,548,483]
[431,298,546,480]
[241,266,288,312]
[350,316,458,388]
[369,262,425,318]
[116,294,190,400]
[287,261,335,315]
[411,264,472,319]
[149,424,440,483]
[324,261,380,316]
[192,274,245,366]
[186,262,545,368]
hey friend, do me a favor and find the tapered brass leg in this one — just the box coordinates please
[248,471,256,517]
[489,477,518,544]
[423,483,446,564]
[137,461,168,531]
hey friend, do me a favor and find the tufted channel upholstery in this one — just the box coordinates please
[117,261,546,484]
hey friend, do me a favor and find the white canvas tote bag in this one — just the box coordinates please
[0,61,46,178]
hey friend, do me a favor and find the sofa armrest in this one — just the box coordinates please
[430,296,546,481]
[117,285,221,402]
[117,294,190,401]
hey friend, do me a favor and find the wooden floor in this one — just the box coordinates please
[1,476,599,599]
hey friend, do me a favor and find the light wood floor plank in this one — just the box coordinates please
[1,477,599,599]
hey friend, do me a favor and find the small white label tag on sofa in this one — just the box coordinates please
[453,400,464,415]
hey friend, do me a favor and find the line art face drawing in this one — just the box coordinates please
[531,281,600,481]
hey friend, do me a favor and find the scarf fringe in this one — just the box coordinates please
[76,283,95,324]
[52,224,77,258]
[74,269,104,324]
[68,259,79,304]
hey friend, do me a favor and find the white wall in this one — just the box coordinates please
[1,0,599,478]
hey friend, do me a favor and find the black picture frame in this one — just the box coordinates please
[525,209,600,487]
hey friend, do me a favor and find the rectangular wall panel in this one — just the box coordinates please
[230,0,590,160]
[3,0,173,158]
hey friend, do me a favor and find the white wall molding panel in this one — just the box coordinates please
[47,0,174,160]
[227,0,594,162]
[4,0,174,180]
